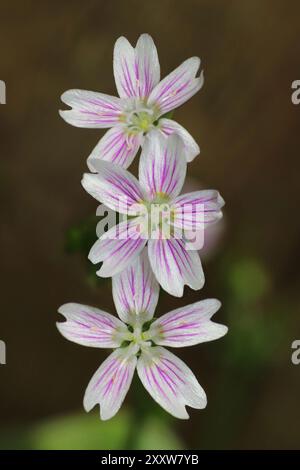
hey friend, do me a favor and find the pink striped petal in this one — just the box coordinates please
[82,161,146,215]
[113,35,160,99]
[89,218,147,278]
[159,118,200,162]
[148,299,228,348]
[137,346,206,419]
[113,37,136,98]
[112,249,159,324]
[59,90,124,128]
[148,57,203,115]
[57,303,127,348]
[172,190,225,231]
[139,132,187,200]
[84,346,137,420]
[147,237,204,297]
[87,126,143,171]
[135,34,160,99]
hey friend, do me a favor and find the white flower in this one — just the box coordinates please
[59,34,203,170]
[82,133,224,297]
[57,251,227,420]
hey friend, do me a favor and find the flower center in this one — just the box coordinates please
[121,100,158,134]
[138,194,175,240]
[124,322,152,352]
[132,325,145,344]
[130,110,154,132]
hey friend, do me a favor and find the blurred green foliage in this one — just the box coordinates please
[222,256,286,373]
[0,410,182,450]
[197,254,291,448]
[228,258,270,304]
[65,215,109,287]
[65,216,99,256]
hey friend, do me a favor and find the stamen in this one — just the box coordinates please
[124,102,157,134]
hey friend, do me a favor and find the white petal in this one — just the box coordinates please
[148,299,228,348]
[172,190,225,231]
[148,237,204,297]
[148,57,203,115]
[57,303,127,348]
[113,35,160,99]
[112,248,159,324]
[84,346,137,421]
[159,118,200,162]
[137,346,206,419]
[81,161,146,215]
[113,36,137,99]
[89,218,147,278]
[135,34,160,98]
[139,132,187,199]
[59,90,124,128]
[87,126,143,171]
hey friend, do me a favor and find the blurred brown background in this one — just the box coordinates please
[0,0,300,449]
